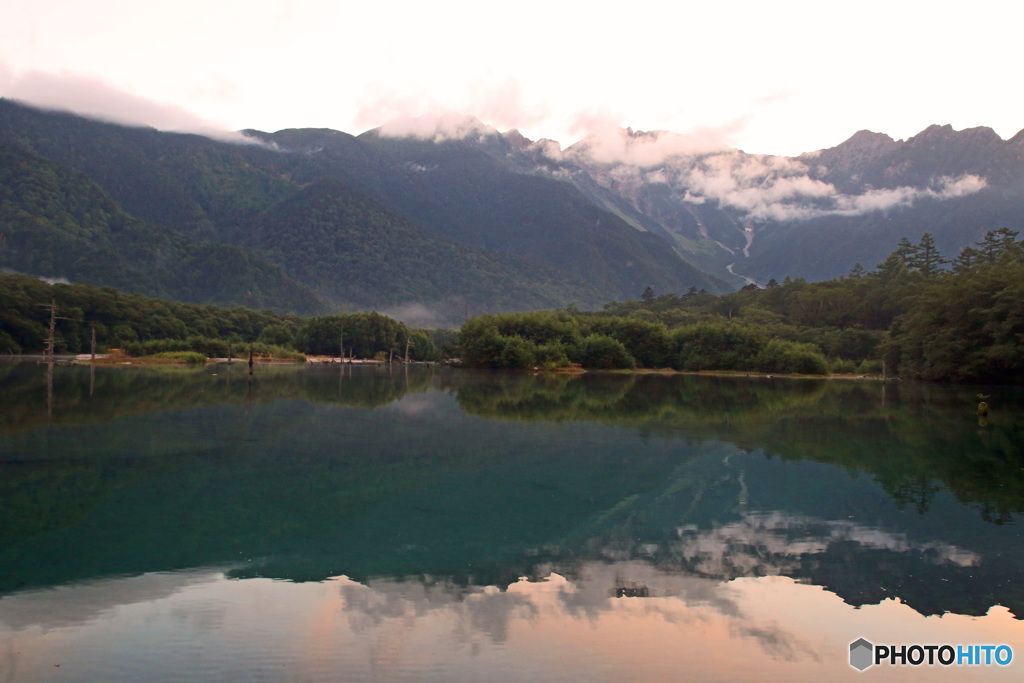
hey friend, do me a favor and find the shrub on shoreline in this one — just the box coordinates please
[151,351,207,364]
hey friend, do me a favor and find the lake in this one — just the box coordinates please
[1,361,1023,681]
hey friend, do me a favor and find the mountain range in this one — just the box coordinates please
[497,120,1024,285]
[1,98,1021,325]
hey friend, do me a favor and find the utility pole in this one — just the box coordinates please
[38,299,76,361]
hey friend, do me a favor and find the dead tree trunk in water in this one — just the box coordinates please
[38,299,78,361]
[46,298,56,362]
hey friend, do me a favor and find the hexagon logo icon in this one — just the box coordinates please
[850,638,874,671]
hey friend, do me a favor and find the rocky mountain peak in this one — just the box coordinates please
[911,123,955,140]
[805,129,901,181]
[837,129,898,151]
[500,128,533,151]
[907,124,1002,146]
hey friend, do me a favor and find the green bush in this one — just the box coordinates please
[754,339,829,375]
[534,343,570,369]
[125,338,190,356]
[126,336,229,358]
[186,336,231,359]
[856,359,884,375]
[674,322,765,371]
[250,342,306,363]
[582,318,672,368]
[151,351,207,364]
[406,330,439,362]
[258,323,296,347]
[499,335,538,368]
[579,334,635,369]
[0,330,22,354]
[812,328,886,360]
[829,358,858,374]
[459,323,508,368]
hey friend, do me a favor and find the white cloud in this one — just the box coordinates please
[355,78,549,143]
[0,65,250,142]
[469,76,550,133]
[647,511,981,581]
[0,62,991,224]
[353,82,497,142]
[0,569,226,631]
[2,0,1022,156]
[678,153,837,221]
[830,175,987,216]
[564,121,737,167]
[375,112,496,142]
[564,131,988,223]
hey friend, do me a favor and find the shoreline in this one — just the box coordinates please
[561,367,889,381]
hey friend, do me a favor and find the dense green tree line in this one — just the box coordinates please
[5,225,1020,381]
[458,310,829,374]
[0,272,437,361]
[294,312,435,360]
[460,229,1024,383]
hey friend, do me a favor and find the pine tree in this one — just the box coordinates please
[976,227,1020,263]
[895,237,917,266]
[952,246,981,274]
[874,251,908,281]
[912,233,947,277]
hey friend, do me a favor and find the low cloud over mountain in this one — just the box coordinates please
[3,97,1020,297]
[0,63,249,141]
[544,125,989,223]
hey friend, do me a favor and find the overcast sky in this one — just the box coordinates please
[0,0,1020,156]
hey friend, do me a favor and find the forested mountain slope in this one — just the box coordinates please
[0,143,320,313]
[5,98,1020,316]
[0,100,728,320]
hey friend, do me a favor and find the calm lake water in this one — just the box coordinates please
[1,361,1023,681]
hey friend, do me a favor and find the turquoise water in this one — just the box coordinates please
[1,362,1023,681]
